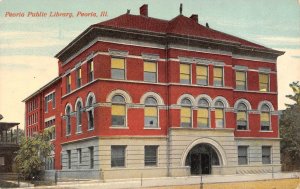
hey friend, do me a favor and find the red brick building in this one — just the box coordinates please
[23,5,284,179]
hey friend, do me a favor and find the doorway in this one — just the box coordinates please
[185,143,220,175]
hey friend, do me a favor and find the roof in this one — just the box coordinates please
[0,122,19,131]
[94,13,268,50]
[22,76,61,102]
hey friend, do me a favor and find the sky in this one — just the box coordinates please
[0,0,299,129]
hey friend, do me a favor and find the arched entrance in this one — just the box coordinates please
[185,143,220,175]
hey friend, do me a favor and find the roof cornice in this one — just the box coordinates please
[55,25,284,63]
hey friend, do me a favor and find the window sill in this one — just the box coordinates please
[111,166,126,169]
[144,127,161,130]
[238,164,249,166]
[76,131,83,134]
[110,126,128,129]
[236,129,251,132]
[259,130,273,132]
[88,128,94,131]
[66,134,71,137]
[144,165,158,167]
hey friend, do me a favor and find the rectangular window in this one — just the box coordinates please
[45,96,48,112]
[67,150,71,169]
[111,146,126,167]
[196,65,208,85]
[236,71,246,90]
[144,107,158,128]
[213,67,223,87]
[77,148,82,165]
[259,73,269,92]
[237,112,247,130]
[66,74,71,93]
[180,64,191,84]
[197,108,209,128]
[262,146,271,164]
[261,113,270,130]
[0,156,5,166]
[111,58,125,80]
[144,146,158,166]
[181,107,191,127]
[52,93,56,109]
[88,61,94,82]
[89,146,94,169]
[111,105,126,127]
[215,109,224,128]
[144,61,157,83]
[238,146,248,165]
[76,68,82,88]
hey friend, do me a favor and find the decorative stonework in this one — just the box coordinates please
[108,49,129,57]
[141,53,160,61]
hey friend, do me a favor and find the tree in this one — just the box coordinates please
[15,129,52,180]
[280,81,300,171]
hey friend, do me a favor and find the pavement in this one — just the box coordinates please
[15,172,300,189]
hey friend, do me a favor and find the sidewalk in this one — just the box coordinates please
[24,172,300,189]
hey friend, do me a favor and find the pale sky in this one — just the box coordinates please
[0,0,299,129]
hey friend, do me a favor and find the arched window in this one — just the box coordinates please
[181,98,192,128]
[215,101,225,128]
[76,100,83,133]
[86,96,95,130]
[111,95,126,127]
[261,104,271,131]
[237,103,248,130]
[66,105,71,136]
[197,99,209,128]
[144,97,158,128]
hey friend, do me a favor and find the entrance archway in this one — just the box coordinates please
[185,143,220,175]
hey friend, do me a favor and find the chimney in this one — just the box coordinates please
[140,4,148,17]
[190,14,198,23]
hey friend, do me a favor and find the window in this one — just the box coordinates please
[111,95,126,127]
[196,65,208,85]
[67,150,71,169]
[144,146,158,166]
[144,61,157,82]
[180,98,192,128]
[49,127,56,140]
[77,148,82,165]
[197,99,209,128]
[45,92,56,112]
[111,58,125,80]
[45,96,48,112]
[76,101,82,133]
[66,74,71,93]
[89,146,94,169]
[262,146,271,164]
[236,71,246,90]
[111,146,126,167]
[259,73,269,92]
[180,64,191,84]
[0,157,5,166]
[213,67,223,87]
[66,106,71,136]
[87,96,94,130]
[237,103,248,130]
[238,146,248,165]
[52,93,56,108]
[144,97,158,128]
[76,68,82,88]
[215,101,225,128]
[261,104,271,131]
[88,61,94,82]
